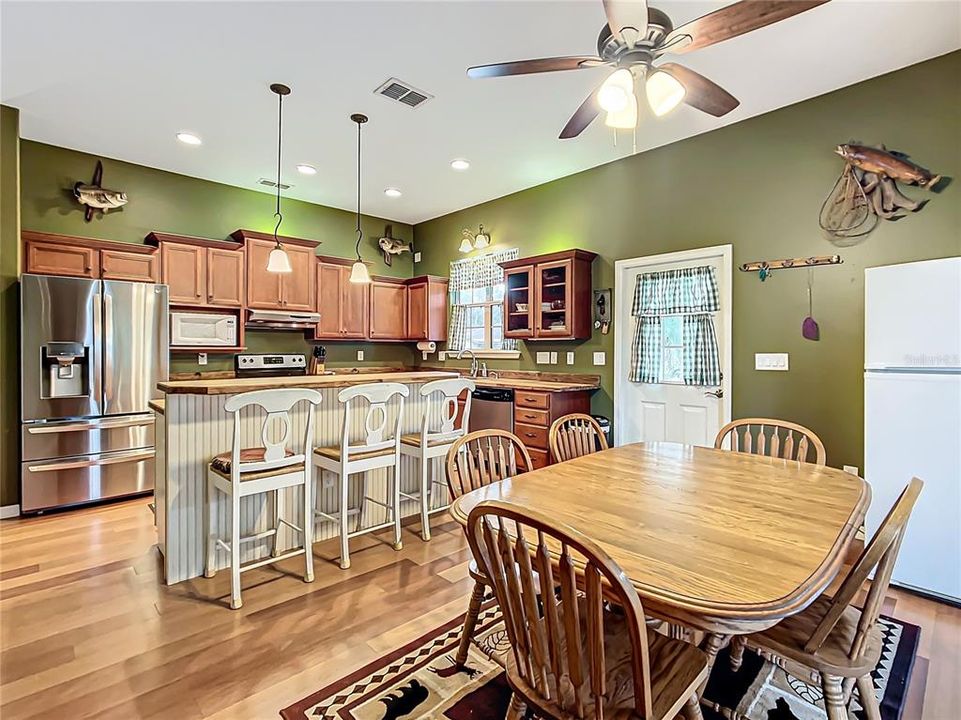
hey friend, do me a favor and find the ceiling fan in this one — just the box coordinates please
[467,0,831,139]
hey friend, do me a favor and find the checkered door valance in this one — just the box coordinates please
[630,266,721,386]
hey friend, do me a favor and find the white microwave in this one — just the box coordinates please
[170,312,237,347]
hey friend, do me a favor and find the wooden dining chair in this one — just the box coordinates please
[727,477,923,720]
[445,429,533,667]
[467,499,709,720]
[549,413,609,463]
[714,418,826,465]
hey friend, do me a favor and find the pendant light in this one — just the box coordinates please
[266,83,292,273]
[348,113,371,284]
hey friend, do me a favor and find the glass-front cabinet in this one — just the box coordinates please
[500,250,597,341]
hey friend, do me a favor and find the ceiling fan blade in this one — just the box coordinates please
[602,0,649,45]
[659,63,739,117]
[468,56,604,79]
[664,0,831,54]
[559,87,603,139]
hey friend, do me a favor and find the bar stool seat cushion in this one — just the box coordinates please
[209,447,296,480]
[314,445,394,462]
[399,433,456,448]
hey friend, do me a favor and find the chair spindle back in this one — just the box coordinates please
[714,417,826,465]
[445,430,533,499]
[549,413,609,463]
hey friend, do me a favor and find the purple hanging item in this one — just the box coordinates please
[802,269,820,341]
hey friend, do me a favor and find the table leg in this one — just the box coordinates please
[698,632,730,695]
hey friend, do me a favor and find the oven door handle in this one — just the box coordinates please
[26,417,155,434]
[27,450,154,473]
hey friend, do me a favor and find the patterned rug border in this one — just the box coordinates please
[280,605,495,720]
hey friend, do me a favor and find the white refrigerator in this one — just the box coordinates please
[864,256,961,603]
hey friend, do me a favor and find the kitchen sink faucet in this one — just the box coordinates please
[456,348,478,378]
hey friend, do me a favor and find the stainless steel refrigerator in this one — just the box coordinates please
[20,274,168,513]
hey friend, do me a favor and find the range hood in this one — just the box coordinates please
[246,309,321,330]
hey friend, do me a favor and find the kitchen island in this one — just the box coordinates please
[154,370,458,584]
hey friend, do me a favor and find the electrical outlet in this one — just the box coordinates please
[843,465,859,476]
[592,352,606,366]
[198,352,207,366]
[413,251,421,263]
[755,353,789,371]
[549,352,558,365]
[535,351,550,364]
[566,351,575,365]
[357,350,364,361]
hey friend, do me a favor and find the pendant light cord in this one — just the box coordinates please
[355,118,363,259]
[273,90,284,245]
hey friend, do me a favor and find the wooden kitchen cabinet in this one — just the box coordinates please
[101,248,159,283]
[232,231,317,312]
[25,239,99,278]
[369,280,408,340]
[206,247,245,307]
[313,260,369,339]
[148,233,245,307]
[161,241,205,304]
[512,389,592,466]
[407,275,448,342]
[500,250,597,340]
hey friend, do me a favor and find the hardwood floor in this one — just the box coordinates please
[0,498,957,719]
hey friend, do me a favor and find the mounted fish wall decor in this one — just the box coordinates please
[73,160,128,221]
[819,143,948,244]
[378,224,412,266]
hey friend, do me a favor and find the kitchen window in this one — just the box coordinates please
[448,248,519,355]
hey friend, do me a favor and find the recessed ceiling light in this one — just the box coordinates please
[384,187,402,198]
[176,132,202,146]
[296,164,317,175]
[450,158,470,171]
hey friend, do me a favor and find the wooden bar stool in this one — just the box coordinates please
[399,378,475,542]
[204,388,321,610]
[313,382,409,569]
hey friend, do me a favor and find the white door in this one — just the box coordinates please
[613,245,732,447]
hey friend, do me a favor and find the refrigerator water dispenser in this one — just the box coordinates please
[41,342,89,399]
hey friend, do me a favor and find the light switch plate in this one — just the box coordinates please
[755,353,789,371]
[536,351,550,364]
[198,352,207,366]
[549,352,558,365]
[413,251,422,263]
[566,351,575,365]
[593,351,606,366]
[357,350,365,361]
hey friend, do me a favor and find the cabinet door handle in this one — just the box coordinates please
[524,432,536,438]
[524,414,536,419]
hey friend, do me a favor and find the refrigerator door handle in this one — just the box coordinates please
[26,416,155,434]
[27,450,154,473]
[93,291,104,408]
[104,292,114,403]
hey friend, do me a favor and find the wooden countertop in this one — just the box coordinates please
[148,399,165,414]
[473,377,599,392]
[157,370,460,395]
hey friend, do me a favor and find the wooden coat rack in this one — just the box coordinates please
[740,254,842,281]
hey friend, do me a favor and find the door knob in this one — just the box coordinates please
[704,388,723,399]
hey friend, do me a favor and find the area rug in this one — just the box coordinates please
[281,609,918,720]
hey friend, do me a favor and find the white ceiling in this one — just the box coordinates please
[2,1,959,225]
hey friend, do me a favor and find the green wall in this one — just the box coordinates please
[414,51,961,470]
[1,106,20,509]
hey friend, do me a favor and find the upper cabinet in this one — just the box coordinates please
[313,259,368,339]
[369,280,408,340]
[147,233,245,308]
[232,230,317,312]
[500,250,597,341]
[23,231,158,282]
[407,275,448,342]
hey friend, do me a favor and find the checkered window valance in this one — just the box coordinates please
[630,266,721,387]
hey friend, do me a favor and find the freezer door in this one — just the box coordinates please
[865,371,961,601]
[20,274,103,422]
[21,447,155,513]
[102,280,169,415]
[22,413,155,462]
[865,257,961,369]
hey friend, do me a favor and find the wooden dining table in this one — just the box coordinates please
[448,441,870,677]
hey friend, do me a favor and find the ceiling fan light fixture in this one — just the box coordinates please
[605,92,638,129]
[646,70,686,117]
[596,68,634,113]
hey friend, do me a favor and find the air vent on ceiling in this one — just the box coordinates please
[374,77,434,108]
[259,178,292,190]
